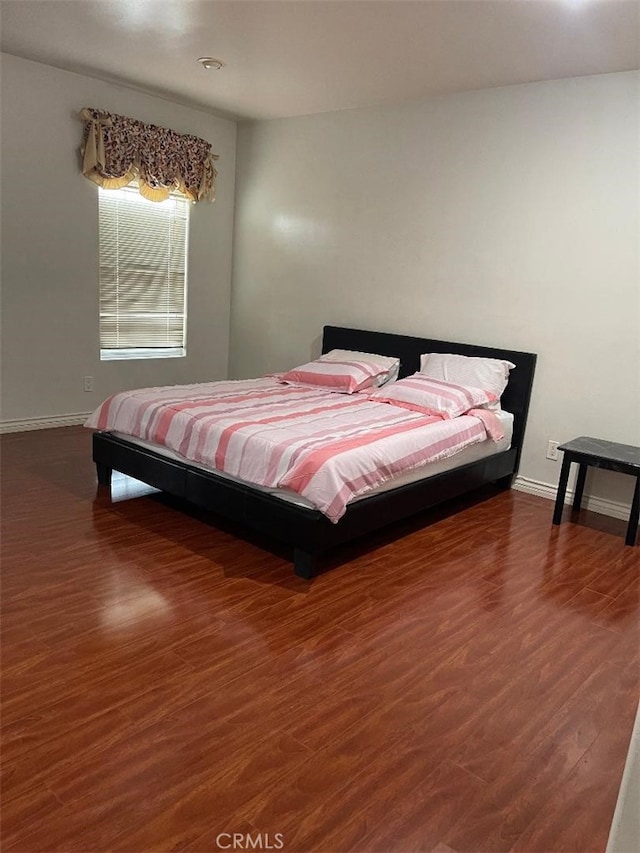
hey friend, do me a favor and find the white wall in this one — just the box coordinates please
[0,53,236,425]
[231,72,639,507]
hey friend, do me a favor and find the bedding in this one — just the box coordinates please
[114,410,513,510]
[85,377,505,523]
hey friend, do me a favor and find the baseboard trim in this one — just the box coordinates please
[0,413,91,434]
[512,475,631,522]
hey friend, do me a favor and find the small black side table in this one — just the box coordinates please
[552,437,640,546]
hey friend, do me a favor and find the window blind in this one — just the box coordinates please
[99,186,189,355]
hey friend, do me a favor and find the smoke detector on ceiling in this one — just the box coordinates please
[197,57,225,70]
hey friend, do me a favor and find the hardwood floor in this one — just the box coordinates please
[1,425,638,853]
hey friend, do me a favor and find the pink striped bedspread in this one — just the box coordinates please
[85,378,502,522]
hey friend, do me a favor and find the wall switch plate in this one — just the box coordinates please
[546,440,560,461]
[83,375,94,392]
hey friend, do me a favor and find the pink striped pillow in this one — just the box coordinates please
[280,358,386,394]
[369,373,497,418]
[319,349,400,387]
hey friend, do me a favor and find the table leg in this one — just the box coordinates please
[572,464,587,512]
[626,477,639,546]
[553,454,572,525]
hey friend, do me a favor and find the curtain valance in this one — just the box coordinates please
[79,107,218,203]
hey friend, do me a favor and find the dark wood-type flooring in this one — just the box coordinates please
[1,426,639,853]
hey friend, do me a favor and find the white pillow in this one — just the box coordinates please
[419,353,515,408]
[320,349,400,387]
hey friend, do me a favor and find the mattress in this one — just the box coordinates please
[113,410,513,511]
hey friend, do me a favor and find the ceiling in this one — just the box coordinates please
[1,0,638,121]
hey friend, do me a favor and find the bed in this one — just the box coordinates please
[91,326,537,578]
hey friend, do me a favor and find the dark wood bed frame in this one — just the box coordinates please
[92,326,537,578]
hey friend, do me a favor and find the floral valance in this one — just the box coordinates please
[79,107,218,203]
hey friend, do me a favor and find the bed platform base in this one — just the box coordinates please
[93,433,516,579]
[92,326,536,579]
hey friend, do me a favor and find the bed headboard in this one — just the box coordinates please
[322,325,537,474]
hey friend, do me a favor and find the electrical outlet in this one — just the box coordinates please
[546,440,560,461]
[83,375,94,393]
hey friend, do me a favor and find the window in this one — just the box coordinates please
[98,186,190,360]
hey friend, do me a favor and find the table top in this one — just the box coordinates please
[558,436,640,469]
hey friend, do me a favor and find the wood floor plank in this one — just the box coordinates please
[510,716,639,853]
[1,425,638,852]
[357,760,487,852]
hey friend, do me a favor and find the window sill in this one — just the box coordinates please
[100,348,186,361]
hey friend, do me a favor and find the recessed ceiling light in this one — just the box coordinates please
[197,56,225,71]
